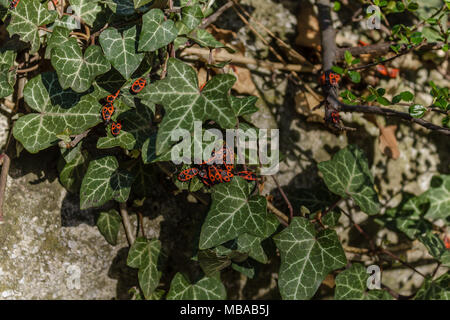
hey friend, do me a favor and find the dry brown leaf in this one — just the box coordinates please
[295,89,324,123]
[379,125,400,159]
[208,25,237,44]
[295,0,321,50]
[224,64,258,96]
[322,273,336,288]
[197,67,208,89]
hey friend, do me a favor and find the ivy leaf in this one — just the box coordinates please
[80,156,134,209]
[273,217,347,300]
[132,162,157,197]
[97,209,122,245]
[140,58,236,154]
[414,273,450,300]
[97,104,153,150]
[99,27,144,80]
[0,50,16,66]
[418,232,450,267]
[423,175,450,221]
[232,260,255,279]
[167,273,226,300]
[68,0,101,27]
[181,4,203,32]
[198,249,233,276]
[6,0,57,53]
[139,9,178,52]
[0,65,15,98]
[188,29,224,48]
[45,26,71,59]
[318,145,380,215]
[236,233,268,264]
[141,133,157,164]
[231,96,259,117]
[51,38,111,93]
[127,238,163,299]
[13,73,102,153]
[134,0,154,8]
[58,145,89,193]
[335,264,393,300]
[199,177,268,250]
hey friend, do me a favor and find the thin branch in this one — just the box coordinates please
[335,42,444,61]
[231,0,312,66]
[180,47,314,73]
[0,154,11,224]
[380,248,427,278]
[58,129,91,149]
[333,96,450,136]
[120,202,135,246]
[316,0,450,135]
[137,212,146,239]
[271,176,294,222]
[200,1,234,29]
[266,200,289,227]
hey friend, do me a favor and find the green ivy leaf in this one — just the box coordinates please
[318,145,380,215]
[141,133,157,164]
[97,209,122,245]
[6,0,58,53]
[181,4,204,32]
[414,273,450,300]
[134,0,154,9]
[58,145,89,193]
[99,27,145,79]
[69,0,101,27]
[409,104,426,119]
[51,38,111,93]
[188,29,225,48]
[0,64,15,98]
[232,260,255,279]
[139,9,178,52]
[231,96,259,117]
[335,264,393,300]
[140,58,236,154]
[127,238,163,299]
[423,175,450,221]
[97,104,153,150]
[198,249,233,276]
[13,73,102,153]
[80,156,134,209]
[45,26,71,59]
[199,177,268,250]
[167,273,226,300]
[418,232,450,267]
[273,217,347,300]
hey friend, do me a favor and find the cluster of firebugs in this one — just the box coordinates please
[101,78,146,136]
[101,78,257,187]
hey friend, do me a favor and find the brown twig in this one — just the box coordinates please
[317,0,450,135]
[266,200,289,227]
[0,154,11,224]
[137,212,146,238]
[200,1,234,29]
[231,0,312,66]
[180,47,314,73]
[58,129,91,149]
[119,202,135,246]
[271,176,294,222]
[334,97,450,136]
[16,64,39,74]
